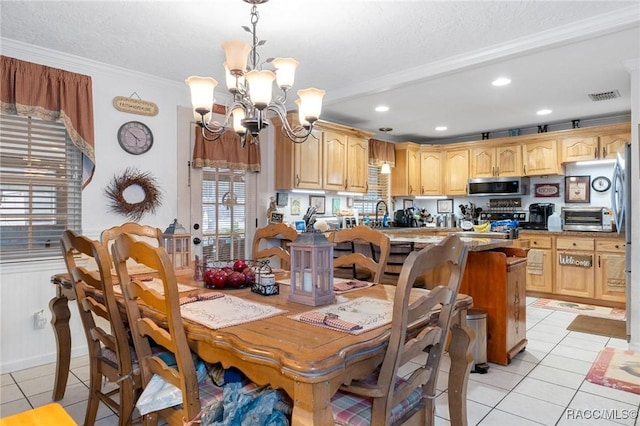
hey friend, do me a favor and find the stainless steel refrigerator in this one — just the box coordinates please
[611,142,632,340]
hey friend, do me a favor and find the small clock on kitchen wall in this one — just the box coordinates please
[117,121,153,155]
[592,176,611,192]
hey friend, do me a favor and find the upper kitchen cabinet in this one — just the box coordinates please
[559,123,631,163]
[321,122,372,193]
[419,149,443,195]
[522,139,561,176]
[274,127,323,190]
[391,142,421,196]
[444,148,469,195]
[470,144,522,178]
[274,118,372,192]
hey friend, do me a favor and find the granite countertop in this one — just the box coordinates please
[380,226,623,239]
[384,233,513,252]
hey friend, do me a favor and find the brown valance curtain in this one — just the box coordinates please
[0,56,95,187]
[192,128,261,172]
[368,138,396,167]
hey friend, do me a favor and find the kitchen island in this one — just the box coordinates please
[377,229,527,365]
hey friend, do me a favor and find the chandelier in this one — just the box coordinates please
[185,0,325,146]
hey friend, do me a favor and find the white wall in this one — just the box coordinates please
[0,39,192,372]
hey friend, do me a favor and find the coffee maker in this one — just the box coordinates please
[523,203,555,230]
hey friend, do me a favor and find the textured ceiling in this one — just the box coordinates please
[2,0,639,142]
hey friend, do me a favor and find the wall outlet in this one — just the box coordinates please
[34,310,47,329]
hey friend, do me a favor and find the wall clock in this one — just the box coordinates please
[592,176,611,192]
[117,121,153,155]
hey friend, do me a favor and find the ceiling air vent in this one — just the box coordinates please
[588,90,620,102]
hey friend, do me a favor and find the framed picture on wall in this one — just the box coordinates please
[309,195,326,215]
[437,199,454,214]
[565,175,591,203]
[403,199,413,209]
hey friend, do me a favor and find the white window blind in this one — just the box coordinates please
[0,114,82,261]
[353,165,389,215]
[201,168,246,262]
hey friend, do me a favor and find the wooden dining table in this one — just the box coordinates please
[50,271,475,426]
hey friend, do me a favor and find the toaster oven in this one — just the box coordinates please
[561,207,613,232]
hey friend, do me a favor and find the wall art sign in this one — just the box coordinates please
[436,199,454,214]
[269,212,284,223]
[534,183,560,198]
[113,94,159,116]
[558,253,592,268]
[564,175,590,203]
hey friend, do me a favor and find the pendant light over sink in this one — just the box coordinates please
[185,0,325,146]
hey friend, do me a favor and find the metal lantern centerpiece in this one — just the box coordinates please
[288,207,334,306]
[162,219,191,271]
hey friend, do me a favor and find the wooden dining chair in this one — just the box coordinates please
[327,225,391,283]
[251,223,298,268]
[101,222,163,251]
[331,235,469,426]
[111,233,224,425]
[60,230,142,426]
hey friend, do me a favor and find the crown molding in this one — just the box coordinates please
[1,38,185,90]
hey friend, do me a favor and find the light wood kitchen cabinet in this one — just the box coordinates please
[274,127,323,190]
[600,132,630,160]
[391,143,421,196]
[555,237,595,298]
[346,137,369,192]
[595,239,626,303]
[523,139,561,176]
[444,149,469,195]
[524,235,554,293]
[470,144,522,178]
[419,150,442,195]
[560,136,600,163]
[323,130,348,191]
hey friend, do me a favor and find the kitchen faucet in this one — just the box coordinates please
[375,200,389,227]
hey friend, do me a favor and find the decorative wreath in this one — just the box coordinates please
[105,167,162,221]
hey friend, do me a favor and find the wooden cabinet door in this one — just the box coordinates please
[323,131,348,191]
[470,146,495,178]
[595,252,626,302]
[407,148,420,196]
[600,133,630,160]
[560,136,599,162]
[555,250,595,297]
[526,249,553,293]
[294,130,323,189]
[496,145,522,177]
[506,260,527,357]
[523,139,560,176]
[444,149,469,195]
[420,150,442,195]
[346,137,368,193]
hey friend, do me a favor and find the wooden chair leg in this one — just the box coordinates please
[118,380,136,426]
[84,373,101,426]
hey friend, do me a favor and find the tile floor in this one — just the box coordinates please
[1,297,639,425]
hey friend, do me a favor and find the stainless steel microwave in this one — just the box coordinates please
[561,207,613,232]
[467,177,530,196]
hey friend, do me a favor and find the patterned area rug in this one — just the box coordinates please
[587,348,640,395]
[531,298,626,321]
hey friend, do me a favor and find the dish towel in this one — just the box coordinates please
[179,292,225,305]
[527,249,544,275]
[298,312,362,332]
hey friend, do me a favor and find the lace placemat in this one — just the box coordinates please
[275,277,374,294]
[289,297,393,335]
[181,294,287,330]
[113,278,197,295]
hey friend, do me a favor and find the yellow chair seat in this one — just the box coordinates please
[0,403,76,426]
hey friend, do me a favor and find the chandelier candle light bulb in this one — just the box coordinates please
[185,0,324,145]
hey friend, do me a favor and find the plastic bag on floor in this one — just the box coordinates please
[201,382,292,426]
[136,358,209,415]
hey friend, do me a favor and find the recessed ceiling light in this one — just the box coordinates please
[435,126,448,131]
[492,77,511,87]
[378,127,393,132]
[375,105,389,112]
[537,109,552,115]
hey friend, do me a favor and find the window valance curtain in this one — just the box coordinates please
[192,128,261,172]
[0,56,95,187]
[368,138,396,167]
